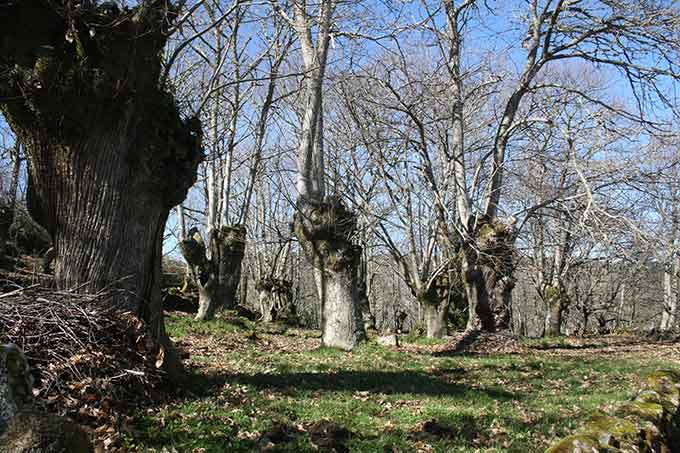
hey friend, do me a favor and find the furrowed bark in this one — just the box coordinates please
[0,1,203,377]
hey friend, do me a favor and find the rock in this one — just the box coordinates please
[547,369,680,452]
[0,344,93,452]
[0,344,33,435]
[377,334,399,347]
[546,434,600,453]
[0,411,92,453]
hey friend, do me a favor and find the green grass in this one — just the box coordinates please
[123,314,679,452]
[165,312,254,338]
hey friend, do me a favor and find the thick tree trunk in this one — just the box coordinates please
[181,225,245,321]
[463,218,515,332]
[463,268,491,331]
[0,3,202,378]
[293,197,366,350]
[422,299,449,339]
[543,288,564,337]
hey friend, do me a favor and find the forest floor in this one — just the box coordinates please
[121,311,680,453]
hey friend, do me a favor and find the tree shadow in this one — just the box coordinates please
[188,369,517,401]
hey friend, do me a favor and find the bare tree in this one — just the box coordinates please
[177,3,292,320]
[272,0,367,349]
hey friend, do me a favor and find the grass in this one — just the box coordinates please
[165,312,255,338]
[123,313,680,452]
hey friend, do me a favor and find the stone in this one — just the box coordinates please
[377,334,399,347]
[0,344,93,452]
[0,411,92,453]
[0,344,33,435]
[545,434,600,453]
[546,370,680,453]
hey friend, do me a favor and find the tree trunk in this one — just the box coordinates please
[543,287,564,337]
[293,197,366,350]
[463,259,493,331]
[463,218,515,332]
[258,287,277,323]
[661,264,673,330]
[181,225,246,321]
[356,248,376,331]
[20,122,199,372]
[422,299,449,339]
[660,257,678,331]
[0,3,205,378]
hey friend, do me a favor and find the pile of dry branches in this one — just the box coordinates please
[0,286,166,442]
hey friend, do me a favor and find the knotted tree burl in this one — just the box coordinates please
[294,196,366,350]
[180,225,246,321]
[0,0,203,376]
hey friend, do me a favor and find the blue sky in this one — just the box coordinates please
[2,0,679,259]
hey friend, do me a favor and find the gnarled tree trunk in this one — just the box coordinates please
[422,297,449,339]
[256,278,293,323]
[463,217,515,333]
[0,2,202,377]
[180,225,245,321]
[294,197,366,350]
[543,286,566,337]
[415,267,460,339]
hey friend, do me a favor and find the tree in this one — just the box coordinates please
[437,0,680,332]
[273,0,367,350]
[328,56,464,338]
[0,0,203,375]
[174,2,292,320]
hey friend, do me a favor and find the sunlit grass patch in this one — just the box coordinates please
[124,316,680,452]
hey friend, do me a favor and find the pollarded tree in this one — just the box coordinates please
[0,0,203,375]
[329,60,466,339]
[433,0,680,332]
[272,0,366,350]
[176,3,292,321]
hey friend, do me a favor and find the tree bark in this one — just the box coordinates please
[0,2,203,377]
[293,197,366,350]
[422,298,449,339]
[356,246,376,331]
[463,217,515,332]
[258,287,277,323]
[180,225,246,321]
[543,287,565,337]
[660,256,678,331]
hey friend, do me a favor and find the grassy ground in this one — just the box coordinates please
[122,312,680,452]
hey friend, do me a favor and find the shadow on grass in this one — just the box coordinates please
[187,369,517,401]
[528,342,604,351]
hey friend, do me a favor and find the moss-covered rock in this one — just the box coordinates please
[546,370,680,452]
[0,411,92,453]
[546,433,600,453]
[0,344,92,452]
